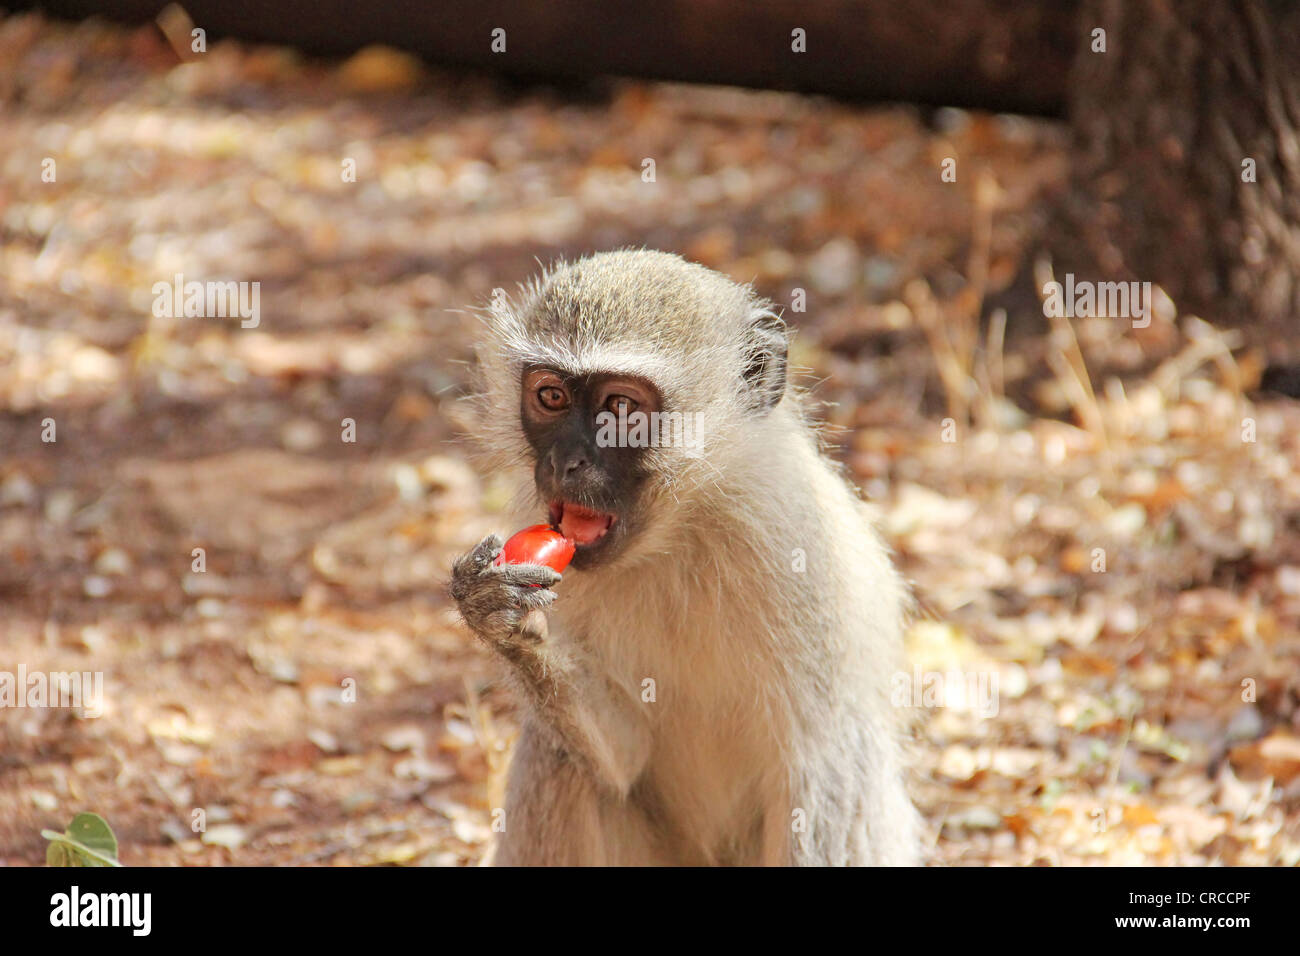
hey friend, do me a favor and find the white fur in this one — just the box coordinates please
[466,250,918,865]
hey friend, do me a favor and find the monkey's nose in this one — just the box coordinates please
[547,445,591,481]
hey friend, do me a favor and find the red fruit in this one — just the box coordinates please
[494,524,575,575]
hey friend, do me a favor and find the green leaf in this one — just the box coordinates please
[42,812,121,867]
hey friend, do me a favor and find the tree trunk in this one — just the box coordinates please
[21,0,1077,116]
[1067,0,1300,348]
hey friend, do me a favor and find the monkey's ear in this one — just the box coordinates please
[742,307,788,411]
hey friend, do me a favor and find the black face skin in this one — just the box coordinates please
[519,366,661,569]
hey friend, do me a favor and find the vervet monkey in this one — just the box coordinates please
[450,250,918,865]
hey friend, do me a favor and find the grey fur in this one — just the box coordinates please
[450,249,920,866]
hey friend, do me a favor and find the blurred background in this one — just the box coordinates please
[0,3,1298,865]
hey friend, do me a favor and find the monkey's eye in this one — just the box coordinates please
[538,386,569,411]
[605,394,638,415]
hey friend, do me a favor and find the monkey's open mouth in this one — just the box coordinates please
[550,500,616,547]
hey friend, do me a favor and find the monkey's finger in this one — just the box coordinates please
[493,580,557,611]
[453,534,503,577]
[494,563,562,588]
[518,608,549,643]
[471,534,504,569]
[516,586,557,611]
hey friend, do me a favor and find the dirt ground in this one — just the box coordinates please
[1,13,1298,866]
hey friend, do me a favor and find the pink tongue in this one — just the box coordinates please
[560,508,608,545]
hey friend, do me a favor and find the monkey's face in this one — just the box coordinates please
[519,366,661,570]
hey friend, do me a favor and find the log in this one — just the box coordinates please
[20,0,1077,115]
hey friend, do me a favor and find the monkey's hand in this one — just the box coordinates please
[451,533,651,795]
[449,534,560,643]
